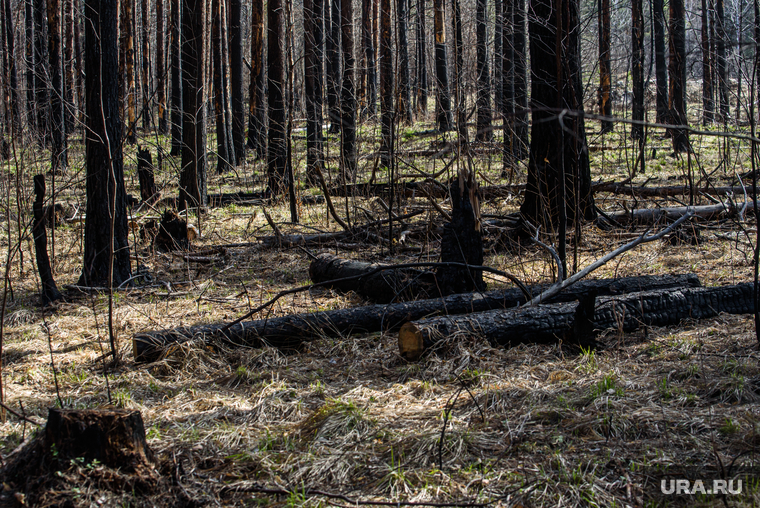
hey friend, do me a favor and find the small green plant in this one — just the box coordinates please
[719,417,740,436]
[590,373,624,399]
[658,378,672,400]
[579,345,597,373]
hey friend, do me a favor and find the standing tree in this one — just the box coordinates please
[305,0,325,183]
[668,0,690,152]
[361,0,376,117]
[503,0,514,164]
[380,0,393,168]
[212,0,233,173]
[340,0,357,179]
[140,0,150,129]
[246,0,265,157]
[512,0,528,157]
[475,0,492,141]
[716,0,730,121]
[156,0,168,133]
[653,0,669,123]
[34,0,50,144]
[267,0,287,194]
[433,0,452,131]
[415,0,427,114]
[48,0,68,172]
[2,0,19,133]
[123,0,137,144]
[170,0,182,155]
[80,0,131,287]
[598,0,612,133]
[326,0,341,132]
[702,0,714,124]
[229,0,244,163]
[494,0,503,113]
[179,0,207,210]
[631,0,644,140]
[521,0,595,233]
[452,0,466,143]
[396,0,412,123]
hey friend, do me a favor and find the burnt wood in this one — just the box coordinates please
[32,175,63,305]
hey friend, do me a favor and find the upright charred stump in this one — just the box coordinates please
[137,147,158,204]
[436,176,486,295]
[32,175,63,305]
[154,210,189,251]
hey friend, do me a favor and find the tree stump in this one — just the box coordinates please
[44,408,156,473]
[137,146,158,204]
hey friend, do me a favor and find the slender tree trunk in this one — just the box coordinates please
[3,0,19,133]
[212,0,232,172]
[397,0,412,123]
[63,0,73,131]
[141,0,150,129]
[475,0,492,141]
[305,0,325,183]
[668,0,690,151]
[230,0,244,163]
[156,0,167,133]
[702,0,714,124]
[452,0,466,143]
[494,0,503,115]
[598,0,612,133]
[361,0,376,117]
[513,0,528,157]
[179,0,207,210]
[26,0,35,135]
[48,0,68,173]
[631,0,644,139]
[221,0,235,166]
[340,0,357,180]
[716,0,730,122]
[267,0,287,194]
[246,0,265,156]
[170,0,182,155]
[503,0,514,166]
[415,0,428,114]
[433,0,452,131]
[521,0,595,228]
[653,0,669,123]
[80,0,131,287]
[380,0,393,168]
[326,0,342,133]
[34,0,50,145]
[124,0,136,143]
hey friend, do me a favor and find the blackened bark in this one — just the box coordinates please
[33,175,63,304]
[246,0,265,156]
[475,0,492,141]
[503,0,514,164]
[631,0,644,139]
[380,0,393,168]
[3,0,20,133]
[326,0,342,133]
[512,0,528,158]
[668,0,690,152]
[48,0,68,173]
[716,0,730,122]
[140,0,150,129]
[653,0,669,123]
[702,0,714,124]
[26,0,35,133]
[157,0,167,133]
[267,0,287,194]
[362,0,376,117]
[179,0,207,210]
[415,0,428,114]
[80,0,131,287]
[599,0,612,133]
[494,0,503,114]
[340,0,357,179]
[124,0,136,144]
[137,147,158,203]
[521,0,595,228]
[73,0,83,129]
[230,0,244,162]
[433,0,452,131]
[397,0,412,123]
[63,0,74,130]
[305,0,325,184]
[452,0,467,143]
[213,0,233,173]
[34,0,50,145]
[170,0,182,155]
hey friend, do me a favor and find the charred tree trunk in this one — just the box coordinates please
[340,0,357,180]
[452,0,467,143]
[475,0,492,141]
[433,0,452,131]
[397,0,412,123]
[124,0,136,144]
[26,0,36,135]
[653,0,669,123]
[716,0,730,122]
[631,0,644,139]
[179,0,208,211]
[220,1,235,167]
[73,0,83,129]
[380,0,393,168]
[246,0,265,156]
[362,0,377,117]
[140,0,150,129]
[34,0,50,145]
[494,0,503,114]
[702,0,714,124]
[80,0,131,287]
[2,0,19,133]
[503,0,515,165]
[229,0,244,163]
[415,0,428,114]
[305,0,325,184]
[137,147,158,203]
[522,0,595,229]
[170,0,182,155]
[33,175,63,304]
[212,0,233,173]
[63,0,74,131]
[668,0,690,152]
[512,0,528,158]
[326,0,342,133]
[48,0,68,173]
[156,0,168,133]
[598,0,612,133]
[267,0,287,195]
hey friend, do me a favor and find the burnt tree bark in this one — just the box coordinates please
[475,0,492,141]
[598,0,612,133]
[452,0,466,143]
[140,0,150,129]
[229,0,244,163]
[631,0,644,139]
[212,0,233,173]
[267,0,287,195]
[415,0,427,114]
[34,0,50,145]
[494,0,503,114]
[362,0,377,117]
[433,0,452,131]
[396,0,412,123]
[33,175,63,305]
[246,0,265,157]
[123,0,136,144]
[156,0,168,133]
[522,0,595,229]
[305,0,326,185]
[503,0,515,164]
[340,0,357,179]
[326,0,342,132]
[512,0,528,157]
[702,0,714,124]
[137,147,158,203]
[380,0,393,169]
[80,0,131,287]
[2,0,19,133]
[179,0,207,211]
[653,0,669,123]
[170,0,182,155]
[716,0,730,122]
[668,0,690,152]
[48,0,68,173]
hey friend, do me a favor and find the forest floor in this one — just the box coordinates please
[1,116,760,507]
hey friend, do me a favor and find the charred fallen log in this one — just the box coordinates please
[598,202,757,226]
[134,273,700,362]
[593,181,756,198]
[399,282,753,360]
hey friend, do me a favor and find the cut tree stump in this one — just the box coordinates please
[399,282,754,360]
[134,273,700,362]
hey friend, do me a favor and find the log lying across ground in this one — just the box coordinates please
[134,273,700,362]
[398,282,754,360]
[593,181,756,198]
[598,201,757,226]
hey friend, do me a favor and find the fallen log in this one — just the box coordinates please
[598,201,757,226]
[399,282,753,360]
[593,181,754,198]
[133,273,700,362]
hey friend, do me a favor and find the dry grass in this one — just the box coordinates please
[1,118,760,507]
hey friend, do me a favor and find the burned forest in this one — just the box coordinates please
[2,0,760,504]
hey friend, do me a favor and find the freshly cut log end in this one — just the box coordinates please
[399,322,425,360]
[44,408,156,473]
